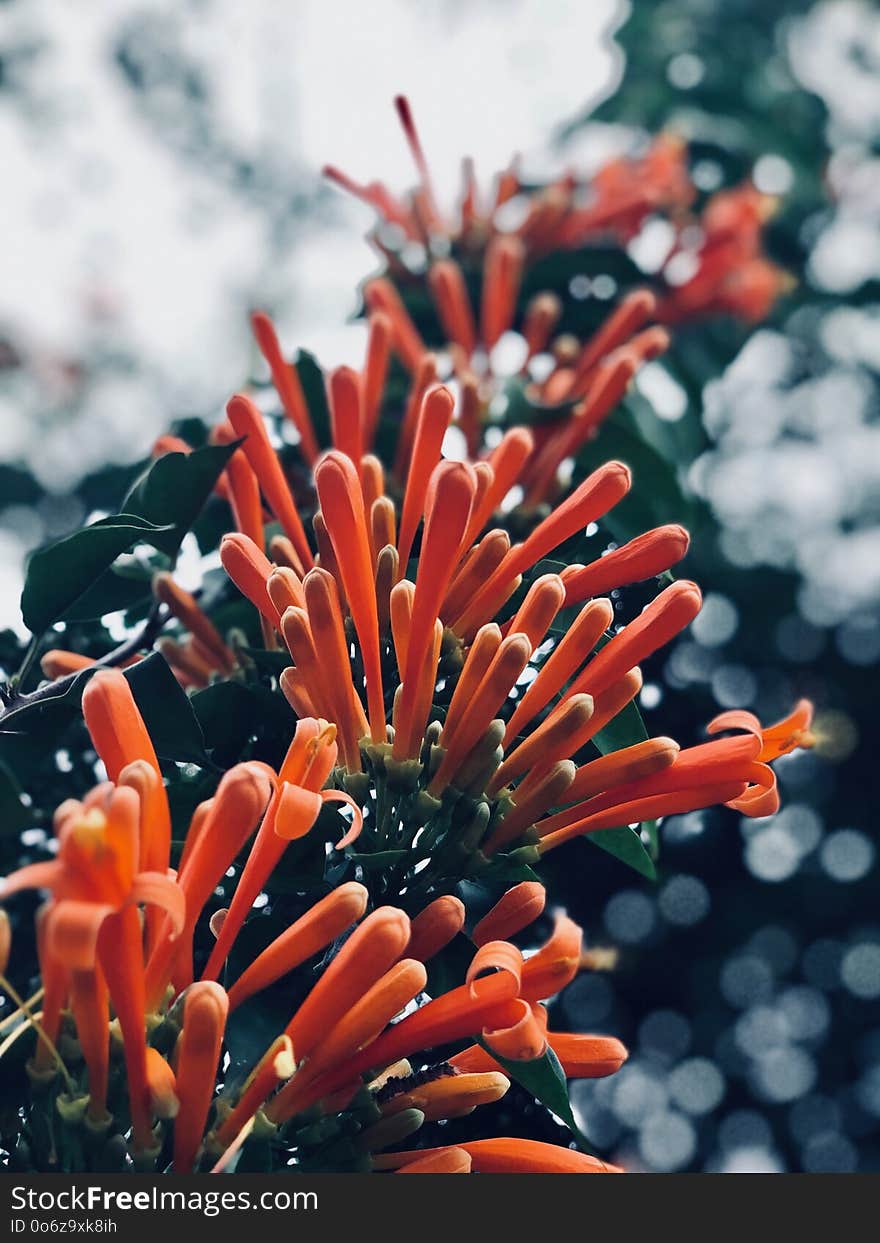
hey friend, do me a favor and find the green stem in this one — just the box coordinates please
[0,972,75,1094]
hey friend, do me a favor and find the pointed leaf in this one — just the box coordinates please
[21,515,172,634]
[122,442,238,556]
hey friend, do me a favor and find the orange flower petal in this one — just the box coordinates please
[472,882,546,946]
[172,981,229,1172]
[394,1147,472,1174]
[563,525,690,605]
[407,895,466,962]
[284,906,411,1061]
[314,451,385,743]
[250,311,319,464]
[220,532,281,628]
[81,669,160,785]
[226,882,367,1011]
[226,393,313,570]
[484,998,547,1061]
[565,579,702,701]
[396,386,455,570]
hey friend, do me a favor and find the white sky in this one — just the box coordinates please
[0,0,620,632]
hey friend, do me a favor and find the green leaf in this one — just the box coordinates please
[592,690,659,867]
[61,565,154,622]
[477,852,542,890]
[478,1038,593,1152]
[239,647,292,677]
[121,442,238,556]
[21,515,171,634]
[500,376,577,428]
[593,697,648,755]
[574,410,693,543]
[295,350,332,451]
[124,652,212,767]
[589,825,657,880]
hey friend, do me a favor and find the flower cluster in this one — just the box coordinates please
[3,98,813,1175]
[2,673,630,1173]
[325,96,789,328]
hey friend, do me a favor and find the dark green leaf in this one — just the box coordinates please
[192,681,258,754]
[500,376,577,428]
[296,349,333,451]
[121,442,238,556]
[61,567,153,622]
[478,1039,593,1151]
[593,698,649,755]
[124,652,212,767]
[574,411,693,543]
[21,515,171,634]
[589,825,657,880]
[239,647,292,677]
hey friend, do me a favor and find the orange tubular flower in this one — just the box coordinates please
[201,720,362,984]
[559,579,703,703]
[250,310,320,465]
[152,573,235,675]
[376,1140,621,1173]
[530,714,815,855]
[212,421,266,551]
[40,650,142,680]
[472,881,546,946]
[407,895,466,962]
[172,982,229,1172]
[380,1070,510,1122]
[219,533,281,628]
[143,762,273,1011]
[1,786,184,1150]
[226,882,368,1011]
[708,698,816,762]
[226,393,313,572]
[451,1032,628,1080]
[81,669,161,785]
[314,452,386,743]
[393,461,477,759]
[561,524,691,605]
[394,1148,473,1174]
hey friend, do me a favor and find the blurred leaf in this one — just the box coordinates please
[21,515,171,634]
[346,849,409,869]
[575,412,692,543]
[500,377,577,428]
[122,442,238,556]
[296,350,333,451]
[239,647,292,677]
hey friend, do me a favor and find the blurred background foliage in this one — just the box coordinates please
[0,0,877,1171]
